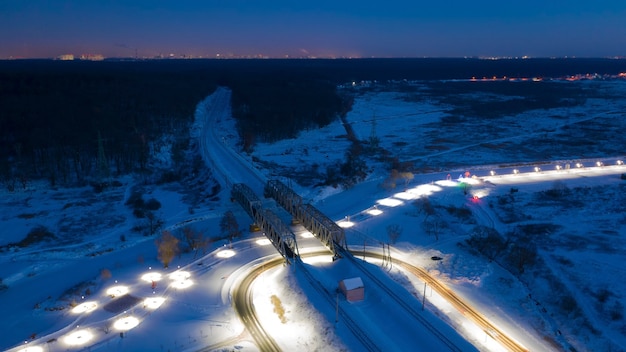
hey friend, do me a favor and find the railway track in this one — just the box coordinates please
[352,250,529,352]
[233,249,528,352]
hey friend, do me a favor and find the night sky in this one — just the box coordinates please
[2,0,626,59]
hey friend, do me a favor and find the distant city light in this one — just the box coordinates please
[617,160,624,165]
[596,161,603,167]
[555,165,562,170]
[490,170,496,176]
[534,167,541,172]
[576,162,583,168]
[513,169,519,174]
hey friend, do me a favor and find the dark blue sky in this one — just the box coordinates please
[2,0,626,58]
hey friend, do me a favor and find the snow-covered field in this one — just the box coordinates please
[1,79,625,352]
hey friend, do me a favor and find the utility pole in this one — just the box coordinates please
[422,282,427,311]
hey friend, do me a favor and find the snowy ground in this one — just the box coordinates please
[1,79,626,352]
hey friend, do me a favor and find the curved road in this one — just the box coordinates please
[233,250,528,352]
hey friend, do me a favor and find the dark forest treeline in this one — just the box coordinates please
[2,58,625,188]
[0,59,349,187]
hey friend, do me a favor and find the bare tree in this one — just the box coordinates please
[414,197,435,221]
[180,226,211,258]
[145,211,163,236]
[386,224,403,244]
[156,230,179,268]
[220,210,241,247]
[400,172,414,189]
[424,216,445,241]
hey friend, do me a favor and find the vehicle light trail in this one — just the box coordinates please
[233,250,528,352]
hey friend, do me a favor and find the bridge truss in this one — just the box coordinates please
[264,179,346,259]
[232,183,299,263]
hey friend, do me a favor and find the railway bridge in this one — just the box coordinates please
[264,179,346,260]
[231,183,299,263]
[232,180,347,262]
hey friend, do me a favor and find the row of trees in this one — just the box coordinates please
[155,210,241,268]
[465,225,540,274]
[0,60,353,189]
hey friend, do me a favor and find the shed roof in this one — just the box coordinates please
[342,277,363,290]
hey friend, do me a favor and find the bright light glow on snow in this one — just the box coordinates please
[301,255,334,265]
[106,285,129,297]
[377,197,404,207]
[16,346,43,352]
[407,184,443,197]
[216,249,236,258]
[435,179,458,187]
[460,177,480,185]
[141,272,163,282]
[393,191,417,200]
[71,301,97,314]
[256,238,272,246]
[63,329,93,346]
[472,189,489,198]
[113,316,140,331]
[366,207,383,216]
[171,279,193,289]
[460,321,507,352]
[144,297,165,309]
[337,220,354,228]
[170,271,193,289]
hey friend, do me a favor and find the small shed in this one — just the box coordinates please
[339,277,364,302]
